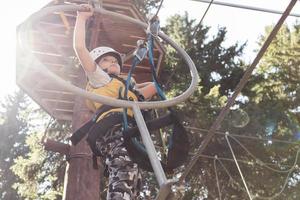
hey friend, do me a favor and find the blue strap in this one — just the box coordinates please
[147,33,166,100]
[122,56,139,130]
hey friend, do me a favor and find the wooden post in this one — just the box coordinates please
[62,10,105,199]
[62,69,101,200]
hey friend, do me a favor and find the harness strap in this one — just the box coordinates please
[123,112,174,138]
[70,104,114,145]
[71,75,142,146]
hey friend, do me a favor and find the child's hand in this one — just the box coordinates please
[77,4,94,20]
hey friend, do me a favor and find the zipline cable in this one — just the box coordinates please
[213,156,222,200]
[191,0,300,18]
[192,0,214,39]
[155,0,165,17]
[178,0,298,184]
[165,0,215,88]
[227,134,300,173]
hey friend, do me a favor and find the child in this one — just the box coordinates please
[73,4,157,200]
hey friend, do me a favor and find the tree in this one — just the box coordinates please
[238,22,300,199]
[0,90,69,200]
[143,12,248,199]
[133,0,161,16]
[156,14,300,199]
[0,90,29,199]
[11,115,70,200]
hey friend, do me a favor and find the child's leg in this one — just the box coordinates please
[136,82,157,100]
[106,135,141,200]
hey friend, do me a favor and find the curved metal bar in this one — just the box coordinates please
[18,5,199,109]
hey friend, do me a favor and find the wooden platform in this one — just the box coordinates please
[16,0,165,121]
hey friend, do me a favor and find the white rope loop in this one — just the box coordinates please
[18,4,199,110]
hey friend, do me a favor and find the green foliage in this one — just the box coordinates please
[11,114,70,200]
[11,130,66,200]
[133,0,161,16]
[0,90,29,199]
[161,12,245,127]
[0,90,70,199]
[156,14,300,199]
[6,4,299,200]
[236,23,300,199]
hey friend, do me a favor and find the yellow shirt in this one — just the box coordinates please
[86,77,138,121]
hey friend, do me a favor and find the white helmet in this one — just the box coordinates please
[90,46,123,68]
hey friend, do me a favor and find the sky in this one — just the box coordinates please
[0,0,299,102]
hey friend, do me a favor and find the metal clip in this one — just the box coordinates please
[147,14,160,37]
[133,40,148,61]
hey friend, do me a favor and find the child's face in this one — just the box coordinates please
[98,55,121,75]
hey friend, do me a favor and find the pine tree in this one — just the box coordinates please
[0,90,29,199]
[11,110,70,199]
[158,14,300,199]
[239,22,300,199]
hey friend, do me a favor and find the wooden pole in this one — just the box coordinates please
[62,69,101,200]
[62,9,105,199]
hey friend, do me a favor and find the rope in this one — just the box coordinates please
[225,133,300,199]
[252,168,298,199]
[192,154,296,169]
[191,0,214,39]
[214,157,297,199]
[178,0,298,184]
[185,126,300,145]
[216,158,251,195]
[165,0,215,87]
[147,33,166,100]
[225,134,253,200]
[155,0,164,17]
[213,156,222,200]
[186,126,300,172]
[207,153,300,199]
[192,0,300,18]
[228,134,300,173]
[123,56,139,130]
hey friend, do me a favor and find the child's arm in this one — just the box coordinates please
[73,4,96,73]
[135,82,157,100]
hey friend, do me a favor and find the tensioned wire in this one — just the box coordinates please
[178,0,298,184]
[211,157,298,200]
[187,128,300,173]
[225,134,253,200]
[185,126,300,145]
[164,0,215,87]
[201,135,300,199]
[225,134,299,200]
[155,0,164,17]
[185,130,299,198]
[191,0,215,38]
[213,157,222,200]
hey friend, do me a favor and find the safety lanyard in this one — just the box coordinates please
[123,16,165,129]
